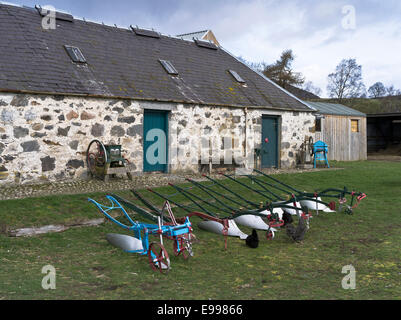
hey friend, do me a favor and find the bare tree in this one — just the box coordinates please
[263,49,304,89]
[368,82,387,98]
[237,56,267,72]
[327,59,365,99]
[303,81,322,97]
[385,85,401,97]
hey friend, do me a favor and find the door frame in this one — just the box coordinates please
[143,109,169,173]
[261,115,281,169]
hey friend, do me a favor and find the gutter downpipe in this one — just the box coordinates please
[244,107,248,170]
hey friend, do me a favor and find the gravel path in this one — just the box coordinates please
[0,167,339,201]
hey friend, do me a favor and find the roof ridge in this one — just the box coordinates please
[0,3,154,33]
[177,30,209,37]
[0,3,209,44]
[219,46,316,112]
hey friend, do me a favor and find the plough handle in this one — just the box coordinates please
[186,178,238,213]
[88,196,137,230]
[352,193,367,209]
[253,169,302,194]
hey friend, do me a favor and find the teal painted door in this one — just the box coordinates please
[143,110,168,173]
[261,116,279,168]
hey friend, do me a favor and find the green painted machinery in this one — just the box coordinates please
[86,139,133,182]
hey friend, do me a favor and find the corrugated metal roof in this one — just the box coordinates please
[306,102,366,117]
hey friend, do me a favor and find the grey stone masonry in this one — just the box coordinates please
[0,93,315,185]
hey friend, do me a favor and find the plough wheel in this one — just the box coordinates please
[173,234,194,260]
[148,242,170,274]
[266,230,275,241]
[345,206,354,215]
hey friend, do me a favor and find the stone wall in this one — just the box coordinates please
[169,106,315,172]
[0,93,143,184]
[0,93,315,185]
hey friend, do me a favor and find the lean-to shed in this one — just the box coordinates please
[306,102,367,161]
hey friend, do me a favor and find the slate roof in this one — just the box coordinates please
[285,85,320,100]
[306,102,366,117]
[0,4,312,112]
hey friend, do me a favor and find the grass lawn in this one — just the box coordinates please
[0,161,400,300]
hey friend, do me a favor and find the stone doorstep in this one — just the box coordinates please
[8,218,105,238]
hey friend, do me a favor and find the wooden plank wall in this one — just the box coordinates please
[318,116,367,161]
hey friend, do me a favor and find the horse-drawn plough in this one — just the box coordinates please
[88,169,366,273]
[88,195,194,274]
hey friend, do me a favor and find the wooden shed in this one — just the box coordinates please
[306,102,367,161]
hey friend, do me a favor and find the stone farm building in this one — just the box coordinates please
[0,4,317,185]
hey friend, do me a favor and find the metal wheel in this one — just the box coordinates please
[86,140,108,180]
[148,242,170,274]
[345,206,354,215]
[173,234,193,260]
[266,229,275,241]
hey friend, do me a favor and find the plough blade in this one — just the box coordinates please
[159,261,170,270]
[259,207,285,219]
[277,202,302,216]
[106,234,144,253]
[234,214,272,231]
[198,220,249,240]
[300,197,336,213]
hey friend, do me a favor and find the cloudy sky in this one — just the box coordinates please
[17,0,401,97]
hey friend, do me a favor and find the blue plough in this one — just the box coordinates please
[88,195,194,274]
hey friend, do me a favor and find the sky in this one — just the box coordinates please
[9,0,401,97]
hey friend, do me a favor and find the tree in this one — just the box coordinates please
[263,49,304,89]
[237,56,266,73]
[327,58,365,100]
[303,81,322,97]
[368,82,387,98]
[385,85,395,96]
[385,85,401,97]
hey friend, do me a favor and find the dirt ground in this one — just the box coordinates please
[368,144,401,162]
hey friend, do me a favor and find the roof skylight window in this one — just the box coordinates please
[159,60,178,75]
[64,45,86,63]
[194,39,218,50]
[229,70,246,84]
[131,26,160,38]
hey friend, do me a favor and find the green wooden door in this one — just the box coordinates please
[261,116,279,168]
[143,110,168,173]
